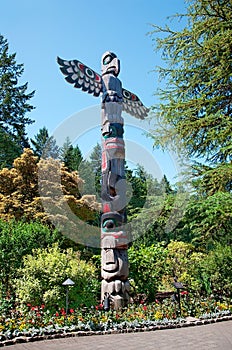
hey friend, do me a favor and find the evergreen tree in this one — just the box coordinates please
[31,127,60,159]
[151,0,232,196]
[0,34,34,151]
[89,142,102,175]
[151,0,232,165]
[126,165,148,220]
[79,143,102,197]
[60,137,83,171]
[0,128,21,168]
[160,175,173,195]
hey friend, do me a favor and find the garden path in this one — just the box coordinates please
[8,320,232,350]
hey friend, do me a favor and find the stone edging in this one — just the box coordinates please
[1,315,232,347]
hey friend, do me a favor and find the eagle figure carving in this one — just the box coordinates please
[57,52,149,119]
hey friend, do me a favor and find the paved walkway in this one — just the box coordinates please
[6,320,232,350]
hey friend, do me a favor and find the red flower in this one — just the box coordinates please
[55,312,59,317]
[41,304,45,309]
[143,306,147,311]
[61,308,66,316]
[181,291,188,295]
[70,309,74,313]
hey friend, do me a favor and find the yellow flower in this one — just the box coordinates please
[154,311,163,320]
[19,322,27,331]
[217,303,228,310]
[68,315,74,322]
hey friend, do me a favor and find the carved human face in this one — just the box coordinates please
[101,51,120,76]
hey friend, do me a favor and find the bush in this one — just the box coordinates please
[162,241,206,292]
[128,243,167,301]
[200,244,232,296]
[15,244,100,310]
[0,219,60,298]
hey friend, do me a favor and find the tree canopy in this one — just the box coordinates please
[31,127,60,159]
[151,0,232,164]
[0,148,100,224]
[60,137,83,172]
[0,34,34,162]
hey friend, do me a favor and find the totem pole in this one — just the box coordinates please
[57,52,148,309]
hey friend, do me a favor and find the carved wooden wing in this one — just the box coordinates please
[122,88,149,119]
[57,57,103,97]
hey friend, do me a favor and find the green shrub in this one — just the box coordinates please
[200,244,232,296]
[15,244,99,310]
[162,241,206,292]
[128,243,167,301]
[0,219,60,297]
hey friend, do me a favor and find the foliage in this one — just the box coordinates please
[176,191,232,249]
[30,127,60,159]
[161,241,206,292]
[128,238,232,298]
[0,148,100,224]
[148,0,232,256]
[0,128,21,169]
[127,176,187,246]
[15,244,99,309]
[0,34,34,158]
[0,148,39,220]
[0,219,60,297]
[128,243,167,301]
[200,244,232,295]
[79,143,102,198]
[192,162,232,195]
[128,240,209,297]
[126,165,148,219]
[88,143,102,175]
[60,137,83,172]
[151,0,232,164]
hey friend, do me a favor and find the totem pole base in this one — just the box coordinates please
[101,278,130,310]
[113,295,124,310]
[102,294,129,311]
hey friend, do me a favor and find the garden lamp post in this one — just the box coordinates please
[62,278,75,315]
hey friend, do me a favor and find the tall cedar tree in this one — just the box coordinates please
[31,127,60,159]
[151,0,232,193]
[0,35,34,155]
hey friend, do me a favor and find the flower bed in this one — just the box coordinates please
[0,297,231,345]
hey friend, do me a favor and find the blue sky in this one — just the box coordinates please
[1,0,187,182]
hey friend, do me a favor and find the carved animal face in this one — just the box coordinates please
[101,51,120,76]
